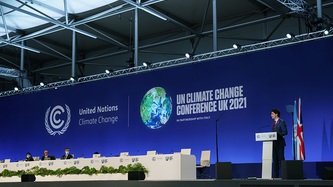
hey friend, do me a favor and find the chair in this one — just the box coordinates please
[4,159,10,163]
[196,150,211,179]
[180,148,191,155]
[33,157,40,161]
[147,150,157,155]
[92,153,101,158]
[120,152,129,157]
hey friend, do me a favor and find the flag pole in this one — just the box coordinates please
[292,100,297,160]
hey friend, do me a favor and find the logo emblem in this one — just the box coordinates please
[45,105,71,136]
[140,87,172,129]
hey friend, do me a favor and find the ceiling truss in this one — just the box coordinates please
[1,27,331,97]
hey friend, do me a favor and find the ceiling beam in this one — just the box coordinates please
[84,24,129,49]
[255,0,288,15]
[32,39,72,61]
[123,0,200,35]
[0,1,97,39]
[0,0,164,50]
[31,14,287,72]
[148,6,201,35]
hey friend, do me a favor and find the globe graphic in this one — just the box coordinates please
[140,87,172,129]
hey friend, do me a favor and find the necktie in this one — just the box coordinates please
[272,120,276,131]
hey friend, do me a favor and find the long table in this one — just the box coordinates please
[0,153,196,180]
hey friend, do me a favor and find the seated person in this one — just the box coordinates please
[41,150,55,160]
[61,148,73,159]
[25,152,34,161]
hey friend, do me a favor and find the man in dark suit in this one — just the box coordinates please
[61,148,73,159]
[271,109,288,178]
[41,150,55,160]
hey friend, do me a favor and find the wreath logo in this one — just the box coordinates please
[45,105,71,136]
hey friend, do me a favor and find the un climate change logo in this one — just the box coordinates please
[45,105,71,136]
[140,87,172,129]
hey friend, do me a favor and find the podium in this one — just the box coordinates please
[255,132,277,179]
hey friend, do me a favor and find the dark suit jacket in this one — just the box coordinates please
[24,157,34,161]
[41,155,56,160]
[61,154,73,159]
[272,118,288,146]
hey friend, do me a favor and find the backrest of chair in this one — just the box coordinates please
[200,150,211,167]
[33,157,40,161]
[92,153,101,158]
[147,150,157,155]
[4,159,10,163]
[120,152,129,157]
[180,148,191,155]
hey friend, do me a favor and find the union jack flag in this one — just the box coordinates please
[292,98,305,160]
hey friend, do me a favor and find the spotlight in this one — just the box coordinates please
[105,69,114,74]
[232,44,241,49]
[323,29,329,35]
[143,62,151,67]
[40,82,44,86]
[69,77,75,82]
[185,53,192,59]
[14,87,19,91]
[286,33,295,39]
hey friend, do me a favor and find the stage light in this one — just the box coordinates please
[40,82,44,86]
[323,29,329,35]
[14,87,19,91]
[143,62,151,67]
[185,53,192,59]
[232,44,241,49]
[69,77,75,82]
[105,69,114,74]
[286,33,295,39]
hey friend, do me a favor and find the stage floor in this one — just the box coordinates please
[0,179,332,187]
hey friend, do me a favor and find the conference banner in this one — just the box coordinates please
[0,38,332,164]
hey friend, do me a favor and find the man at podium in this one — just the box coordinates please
[271,109,288,178]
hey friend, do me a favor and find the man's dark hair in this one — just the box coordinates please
[272,109,280,117]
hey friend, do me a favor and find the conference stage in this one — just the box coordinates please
[1,28,333,187]
[1,160,333,187]
[1,179,333,187]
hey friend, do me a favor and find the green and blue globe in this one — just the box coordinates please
[140,87,172,129]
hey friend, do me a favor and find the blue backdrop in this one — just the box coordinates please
[0,38,332,164]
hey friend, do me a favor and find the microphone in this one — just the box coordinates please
[258,125,270,132]
[215,112,225,163]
